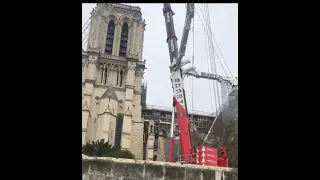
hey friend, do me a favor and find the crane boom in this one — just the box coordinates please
[163,3,194,162]
[176,3,195,67]
[163,3,179,66]
[182,65,238,86]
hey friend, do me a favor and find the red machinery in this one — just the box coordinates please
[162,3,229,167]
[218,146,229,167]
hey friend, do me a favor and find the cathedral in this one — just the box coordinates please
[82,3,147,159]
[82,3,232,161]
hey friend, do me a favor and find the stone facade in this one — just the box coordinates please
[82,3,146,160]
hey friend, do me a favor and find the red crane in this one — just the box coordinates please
[162,3,234,167]
[162,3,194,163]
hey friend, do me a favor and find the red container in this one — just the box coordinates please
[196,146,218,166]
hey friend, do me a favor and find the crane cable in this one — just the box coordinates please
[200,4,219,144]
[82,18,91,49]
[205,4,225,145]
[196,5,234,78]
[183,3,194,122]
[201,7,215,117]
[82,14,102,49]
[198,4,220,118]
[200,4,228,144]
[195,6,229,78]
[204,4,223,115]
[82,23,101,49]
[191,9,195,126]
[82,17,91,33]
[203,86,232,143]
[184,3,195,125]
[203,4,220,115]
[207,4,225,144]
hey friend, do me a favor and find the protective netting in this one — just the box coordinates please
[221,84,238,125]
[220,84,238,167]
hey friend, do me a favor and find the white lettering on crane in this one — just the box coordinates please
[166,13,170,23]
[206,154,215,157]
[170,39,174,52]
[172,70,185,109]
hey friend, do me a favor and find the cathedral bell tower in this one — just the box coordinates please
[82,3,147,159]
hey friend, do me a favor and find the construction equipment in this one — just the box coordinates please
[163,3,193,163]
[183,66,238,87]
[162,3,237,167]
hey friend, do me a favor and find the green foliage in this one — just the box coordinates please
[82,139,135,159]
[224,120,238,168]
[109,149,135,159]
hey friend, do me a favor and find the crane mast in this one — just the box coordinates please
[162,3,194,162]
[163,3,179,66]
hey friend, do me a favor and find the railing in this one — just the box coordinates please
[100,54,126,61]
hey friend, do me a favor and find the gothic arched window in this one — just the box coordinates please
[100,67,104,84]
[115,114,124,150]
[119,69,124,87]
[105,20,115,55]
[116,69,119,86]
[103,67,108,85]
[119,23,129,57]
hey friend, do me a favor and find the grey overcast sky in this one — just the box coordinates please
[82,3,238,114]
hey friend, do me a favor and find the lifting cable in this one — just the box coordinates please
[184,4,193,120]
[197,4,234,78]
[203,86,232,143]
[184,3,195,125]
[200,4,232,144]
[191,7,195,125]
[199,3,219,144]
[195,6,229,78]
[204,4,223,113]
[205,4,224,144]
[202,9,215,117]
[204,4,220,113]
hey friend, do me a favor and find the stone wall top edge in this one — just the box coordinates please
[82,154,232,172]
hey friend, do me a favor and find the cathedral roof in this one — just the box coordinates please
[101,86,119,101]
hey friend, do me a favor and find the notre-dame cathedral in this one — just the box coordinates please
[82,3,227,161]
[82,3,147,160]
